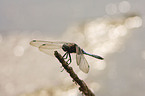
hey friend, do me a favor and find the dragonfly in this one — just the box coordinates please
[30,40,104,73]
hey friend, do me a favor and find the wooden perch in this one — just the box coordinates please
[54,51,95,96]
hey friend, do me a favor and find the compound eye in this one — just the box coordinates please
[62,44,67,51]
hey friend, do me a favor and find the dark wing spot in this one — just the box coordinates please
[32,40,37,42]
[42,44,46,46]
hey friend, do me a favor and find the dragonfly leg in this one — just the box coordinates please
[63,52,68,59]
[60,52,69,70]
[61,68,65,72]
[66,53,72,65]
[61,53,72,72]
[61,52,68,68]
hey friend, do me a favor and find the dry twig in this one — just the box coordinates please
[54,51,95,96]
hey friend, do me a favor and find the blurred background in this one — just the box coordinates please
[0,0,144,96]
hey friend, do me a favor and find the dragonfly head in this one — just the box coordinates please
[62,43,70,52]
[62,43,77,53]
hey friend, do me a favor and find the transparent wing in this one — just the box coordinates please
[39,43,63,55]
[30,40,66,48]
[30,40,67,55]
[76,46,89,73]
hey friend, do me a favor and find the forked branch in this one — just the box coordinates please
[54,51,95,96]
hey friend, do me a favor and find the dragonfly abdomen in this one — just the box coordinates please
[82,50,104,60]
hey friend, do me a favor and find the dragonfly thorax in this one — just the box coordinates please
[62,43,77,53]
